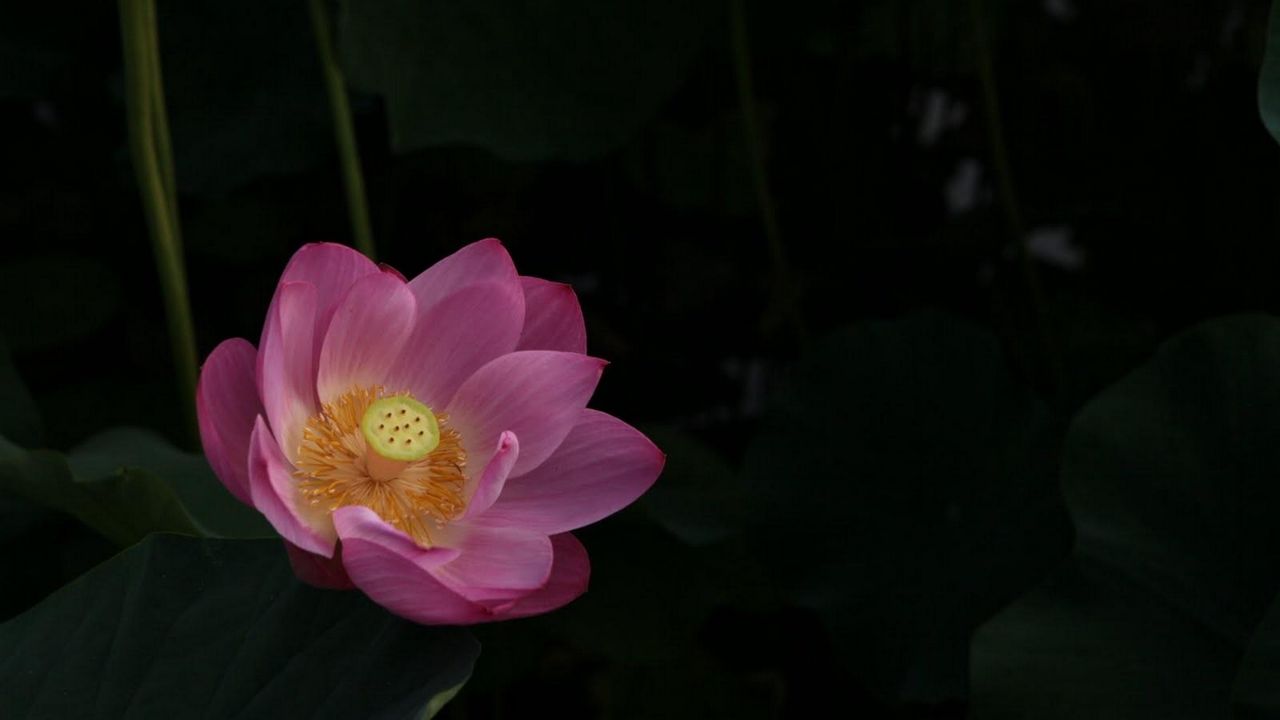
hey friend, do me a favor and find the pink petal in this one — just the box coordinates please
[481,410,664,534]
[497,533,591,620]
[432,521,554,603]
[196,338,262,505]
[332,506,459,568]
[248,416,336,557]
[387,280,525,409]
[461,431,518,520]
[279,242,379,302]
[315,272,416,404]
[268,242,379,369]
[516,277,587,354]
[333,505,490,625]
[446,351,606,477]
[256,281,317,461]
[284,540,354,590]
[406,238,518,313]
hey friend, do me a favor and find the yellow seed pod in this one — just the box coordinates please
[360,395,440,461]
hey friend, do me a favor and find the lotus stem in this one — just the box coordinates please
[730,0,806,344]
[969,0,1063,400]
[119,0,199,444]
[309,0,376,260]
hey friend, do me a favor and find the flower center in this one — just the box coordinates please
[294,386,467,547]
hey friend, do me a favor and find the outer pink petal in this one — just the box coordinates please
[496,533,591,620]
[333,506,491,625]
[196,338,261,505]
[387,280,525,409]
[481,410,664,534]
[315,272,416,404]
[257,281,317,461]
[461,431,518,520]
[284,540,354,590]
[516,277,587,354]
[265,243,379,370]
[432,522,554,603]
[446,351,606,478]
[278,242,379,306]
[248,416,335,557]
[406,238,518,313]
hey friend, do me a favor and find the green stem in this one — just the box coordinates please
[970,0,1025,245]
[140,0,180,235]
[309,0,376,260]
[119,0,199,444]
[969,0,1063,398]
[730,0,805,344]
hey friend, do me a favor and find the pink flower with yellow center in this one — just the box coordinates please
[196,240,663,624]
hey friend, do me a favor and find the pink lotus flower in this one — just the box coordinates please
[196,240,663,624]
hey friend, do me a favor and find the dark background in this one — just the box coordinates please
[3,0,1280,717]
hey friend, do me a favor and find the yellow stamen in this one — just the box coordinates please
[294,386,467,547]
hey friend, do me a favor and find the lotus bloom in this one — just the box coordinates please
[197,240,663,624]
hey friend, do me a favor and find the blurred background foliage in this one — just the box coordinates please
[3,0,1280,717]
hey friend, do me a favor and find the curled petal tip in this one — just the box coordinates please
[378,262,407,282]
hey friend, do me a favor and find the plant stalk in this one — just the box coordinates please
[119,0,199,444]
[309,0,376,260]
[730,0,805,344]
[969,0,1063,399]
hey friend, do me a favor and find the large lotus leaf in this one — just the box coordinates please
[1232,590,1280,717]
[469,509,770,719]
[0,435,198,547]
[0,534,478,719]
[68,426,271,539]
[0,427,270,547]
[973,556,1239,720]
[639,425,745,547]
[974,315,1280,718]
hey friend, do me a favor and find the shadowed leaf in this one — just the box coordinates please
[975,315,1280,718]
[0,534,478,719]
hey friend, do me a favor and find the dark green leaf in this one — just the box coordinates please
[471,510,770,719]
[0,426,271,547]
[975,315,1280,718]
[338,0,712,161]
[639,425,744,546]
[1233,591,1280,717]
[0,435,199,546]
[0,498,115,623]
[0,534,478,719]
[742,313,1070,705]
[1065,314,1280,643]
[972,557,1238,720]
[68,427,272,538]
